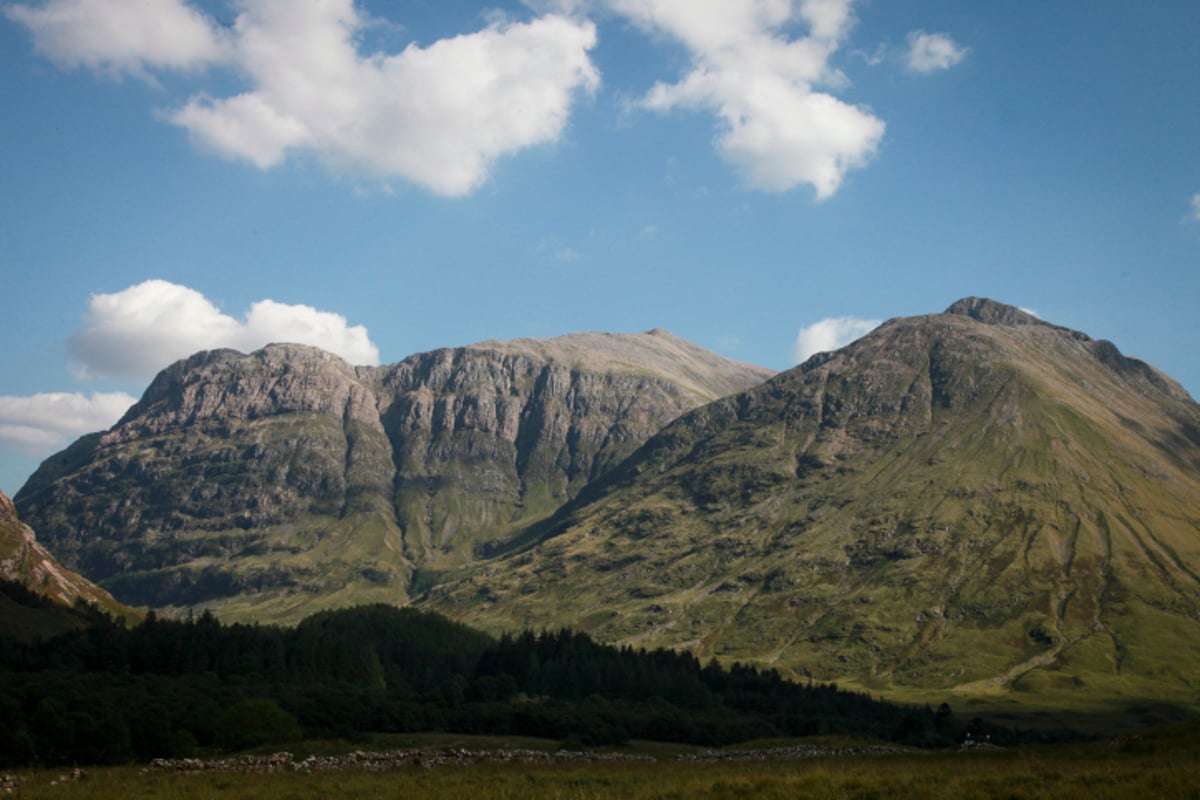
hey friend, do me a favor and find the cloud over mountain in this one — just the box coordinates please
[67,279,380,383]
[0,279,377,491]
[0,391,136,451]
[793,315,880,362]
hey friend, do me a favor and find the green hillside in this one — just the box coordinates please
[429,299,1200,716]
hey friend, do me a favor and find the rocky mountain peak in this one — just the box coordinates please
[935,298,1190,405]
[113,341,371,437]
[943,296,1044,326]
[16,330,772,619]
[463,329,771,401]
[428,303,1200,709]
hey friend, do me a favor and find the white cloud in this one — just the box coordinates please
[169,2,601,195]
[170,92,309,169]
[4,0,228,78]
[612,0,885,198]
[793,315,880,362]
[10,0,599,196]
[222,5,599,194]
[0,391,137,453]
[67,280,380,383]
[904,30,967,74]
[242,299,380,357]
[1191,193,1200,222]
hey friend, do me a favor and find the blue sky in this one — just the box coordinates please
[1,0,1198,495]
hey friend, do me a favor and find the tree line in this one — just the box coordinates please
[0,582,1021,766]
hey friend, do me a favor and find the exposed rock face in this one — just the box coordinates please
[0,489,127,616]
[15,331,771,622]
[429,300,1200,709]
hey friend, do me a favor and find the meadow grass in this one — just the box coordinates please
[11,733,1200,800]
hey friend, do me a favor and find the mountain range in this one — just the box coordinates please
[14,330,770,622]
[425,299,1200,713]
[14,299,1200,714]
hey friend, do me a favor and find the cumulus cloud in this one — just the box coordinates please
[10,0,599,196]
[67,280,379,383]
[171,4,599,194]
[904,30,967,74]
[0,391,136,452]
[612,0,885,197]
[3,0,228,77]
[793,315,880,362]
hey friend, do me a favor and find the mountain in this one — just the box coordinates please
[0,489,133,639]
[427,299,1200,712]
[14,330,771,622]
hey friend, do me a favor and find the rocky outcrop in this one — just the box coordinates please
[377,331,772,563]
[15,330,771,620]
[0,489,127,617]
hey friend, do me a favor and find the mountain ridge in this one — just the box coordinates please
[15,329,772,623]
[14,299,1200,713]
[425,300,1200,711]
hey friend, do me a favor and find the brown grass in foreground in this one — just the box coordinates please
[8,736,1199,800]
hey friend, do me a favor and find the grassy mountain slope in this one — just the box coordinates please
[428,299,1200,713]
[15,332,771,624]
[0,489,134,638]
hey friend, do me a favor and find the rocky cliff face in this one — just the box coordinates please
[15,330,771,622]
[0,489,128,619]
[428,299,1200,710]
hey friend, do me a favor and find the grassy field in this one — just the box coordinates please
[8,726,1199,800]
